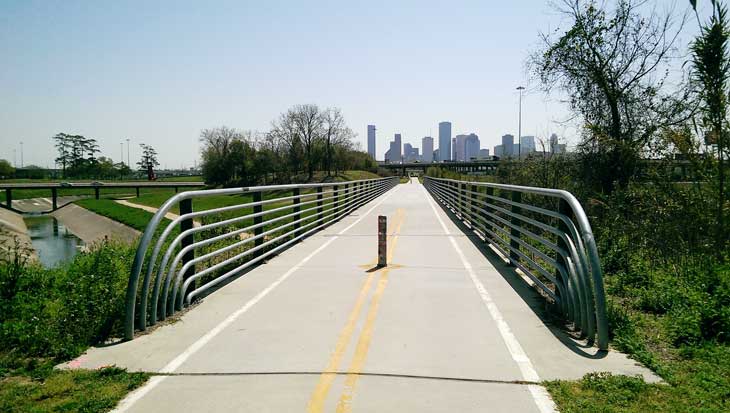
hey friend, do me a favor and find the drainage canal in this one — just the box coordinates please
[24,215,84,268]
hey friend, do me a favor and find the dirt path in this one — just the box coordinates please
[115,199,202,227]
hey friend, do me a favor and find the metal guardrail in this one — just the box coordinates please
[424,176,609,350]
[124,177,398,340]
[1,181,204,214]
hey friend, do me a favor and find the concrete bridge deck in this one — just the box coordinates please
[66,179,656,412]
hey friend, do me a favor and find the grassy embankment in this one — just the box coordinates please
[0,240,150,413]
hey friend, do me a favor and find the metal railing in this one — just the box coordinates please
[124,177,398,340]
[424,176,609,350]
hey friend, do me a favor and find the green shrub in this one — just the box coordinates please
[0,240,135,360]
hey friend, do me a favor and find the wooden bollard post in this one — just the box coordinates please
[378,215,387,267]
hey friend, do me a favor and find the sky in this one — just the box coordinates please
[0,0,700,167]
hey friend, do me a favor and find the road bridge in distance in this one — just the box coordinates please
[0,181,203,213]
[65,178,657,412]
[379,158,695,181]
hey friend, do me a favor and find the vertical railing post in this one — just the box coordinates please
[51,188,57,210]
[253,191,263,258]
[95,186,100,200]
[482,187,494,238]
[136,187,140,198]
[5,188,10,209]
[510,191,522,263]
[317,187,323,224]
[344,183,349,213]
[180,198,195,293]
[470,184,478,227]
[458,182,467,220]
[293,188,301,238]
[555,198,571,307]
[333,185,340,217]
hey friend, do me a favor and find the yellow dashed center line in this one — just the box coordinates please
[307,209,405,413]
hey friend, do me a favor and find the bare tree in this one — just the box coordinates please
[271,104,324,180]
[532,0,689,192]
[322,108,355,176]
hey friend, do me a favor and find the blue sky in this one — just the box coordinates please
[0,0,697,167]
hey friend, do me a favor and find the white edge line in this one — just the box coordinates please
[421,185,557,413]
[112,185,401,413]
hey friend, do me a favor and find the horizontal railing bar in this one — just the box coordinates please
[125,177,396,340]
[181,180,393,305]
[169,181,390,314]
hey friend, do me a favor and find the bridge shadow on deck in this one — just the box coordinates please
[429,192,607,360]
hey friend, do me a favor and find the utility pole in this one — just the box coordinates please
[516,86,525,159]
[126,138,131,170]
[20,141,23,168]
[120,142,124,166]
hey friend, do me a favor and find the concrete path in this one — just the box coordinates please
[52,204,140,246]
[67,180,657,412]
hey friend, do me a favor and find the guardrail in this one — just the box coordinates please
[424,176,608,350]
[124,177,398,340]
[0,181,204,213]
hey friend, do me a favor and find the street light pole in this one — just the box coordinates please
[516,86,525,159]
[20,141,23,168]
[126,138,131,170]
[517,87,525,158]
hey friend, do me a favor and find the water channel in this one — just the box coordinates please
[24,215,84,268]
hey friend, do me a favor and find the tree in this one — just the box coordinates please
[532,0,688,193]
[689,0,730,256]
[0,159,14,178]
[199,127,255,186]
[271,104,324,180]
[137,144,160,181]
[322,108,354,176]
[52,133,72,177]
[52,133,101,178]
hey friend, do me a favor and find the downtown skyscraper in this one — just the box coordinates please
[438,121,452,162]
[367,125,376,160]
[422,136,434,163]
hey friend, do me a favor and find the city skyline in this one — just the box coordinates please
[372,120,566,163]
[0,1,589,168]
[3,1,695,167]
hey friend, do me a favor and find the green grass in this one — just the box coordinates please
[545,343,730,412]
[542,260,730,411]
[131,190,254,215]
[156,175,203,182]
[340,170,381,181]
[0,363,149,413]
[75,198,169,232]
[0,240,151,412]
